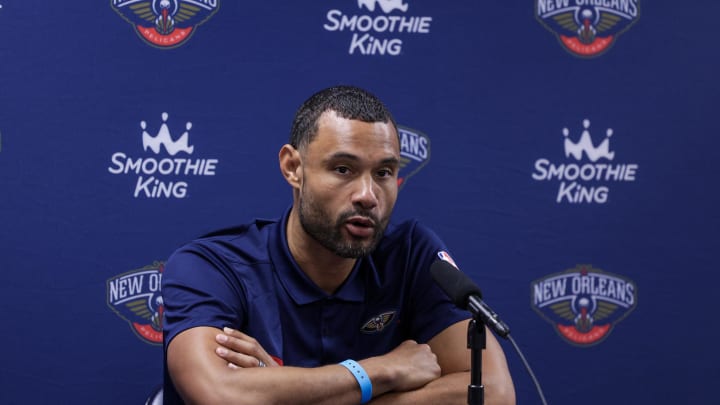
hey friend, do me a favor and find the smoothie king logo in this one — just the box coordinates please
[531,265,637,346]
[532,118,638,204]
[397,126,430,189]
[108,112,219,198]
[536,0,641,57]
[111,0,220,49]
[323,0,433,56]
[107,261,165,345]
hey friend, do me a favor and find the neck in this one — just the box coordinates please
[286,207,356,295]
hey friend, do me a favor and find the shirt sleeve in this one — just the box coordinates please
[404,222,471,344]
[162,242,247,350]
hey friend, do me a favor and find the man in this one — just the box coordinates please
[163,85,515,404]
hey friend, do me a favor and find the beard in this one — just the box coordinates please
[298,186,389,259]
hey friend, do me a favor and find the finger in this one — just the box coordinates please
[216,332,264,359]
[215,345,264,368]
[264,356,279,367]
[216,330,279,367]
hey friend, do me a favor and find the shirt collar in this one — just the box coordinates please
[268,206,378,305]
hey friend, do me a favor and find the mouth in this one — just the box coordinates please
[344,216,376,238]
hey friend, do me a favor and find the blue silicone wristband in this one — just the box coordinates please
[339,359,372,404]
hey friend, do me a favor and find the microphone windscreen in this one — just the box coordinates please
[430,259,483,309]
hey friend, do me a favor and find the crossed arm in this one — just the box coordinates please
[166,319,516,405]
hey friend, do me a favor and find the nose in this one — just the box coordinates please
[352,173,379,210]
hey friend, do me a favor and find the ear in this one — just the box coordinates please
[279,144,302,188]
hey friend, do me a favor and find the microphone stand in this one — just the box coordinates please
[467,317,485,405]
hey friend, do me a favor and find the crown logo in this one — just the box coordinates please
[563,119,615,162]
[357,0,408,13]
[141,112,194,156]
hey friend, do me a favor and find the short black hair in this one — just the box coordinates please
[289,85,398,150]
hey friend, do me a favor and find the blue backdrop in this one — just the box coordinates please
[1,1,719,403]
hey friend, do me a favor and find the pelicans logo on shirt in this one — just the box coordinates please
[112,0,220,49]
[361,311,397,333]
[536,1,640,57]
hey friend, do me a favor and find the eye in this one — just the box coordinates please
[376,168,394,178]
[335,166,351,175]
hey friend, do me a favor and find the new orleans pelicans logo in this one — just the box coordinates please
[361,311,397,333]
[531,265,637,346]
[107,261,165,344]
[398,126,430,189]
[536,1,640,57]
[111,0,220,48]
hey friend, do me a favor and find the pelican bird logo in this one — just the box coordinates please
[154,0,178,35]
[536,2,641,57]
[112,0,220,48]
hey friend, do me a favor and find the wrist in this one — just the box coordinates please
[339,359,372,404]
[357,356,395,395]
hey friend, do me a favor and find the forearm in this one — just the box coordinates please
[369,371,515,405]
[169,327,422,405]
[179,363,381,405]
[369,371,468,405]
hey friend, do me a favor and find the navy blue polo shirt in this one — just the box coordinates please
[162,207,470,403]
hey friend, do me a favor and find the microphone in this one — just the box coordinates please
[430,259,511,338]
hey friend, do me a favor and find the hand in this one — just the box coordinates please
[214,327,279,369]
[374,340,442,392]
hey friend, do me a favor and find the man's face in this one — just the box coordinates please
[297,111,400,258]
